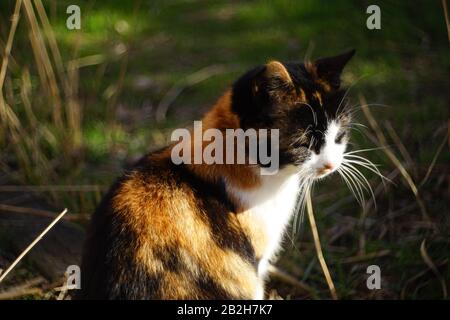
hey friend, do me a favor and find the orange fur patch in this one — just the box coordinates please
[183,90,262,190]
[313,91,323,106]
[265,60,293,84]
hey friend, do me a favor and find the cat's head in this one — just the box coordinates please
[231,50,355,179]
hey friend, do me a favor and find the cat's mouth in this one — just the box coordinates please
[314,163,338,178]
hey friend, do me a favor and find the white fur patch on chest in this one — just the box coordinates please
[228,166,300,277]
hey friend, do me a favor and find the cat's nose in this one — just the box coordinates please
[318,162,334,175]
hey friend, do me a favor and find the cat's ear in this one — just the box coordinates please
[313,49,355,89]
[265,61,293,85]
[253,61,293,96]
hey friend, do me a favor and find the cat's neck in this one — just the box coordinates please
[227,165,301,213]
[228,165,301,279]
[182,90,262,191]
[182,90,301,204]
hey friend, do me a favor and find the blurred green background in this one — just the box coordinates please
[0,0,448,299]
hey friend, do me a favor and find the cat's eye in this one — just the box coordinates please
[335,132,346,144]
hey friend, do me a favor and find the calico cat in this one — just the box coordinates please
[79,50,356,300]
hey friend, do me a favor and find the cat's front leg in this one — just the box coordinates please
[254,258,270,300]
[254,282,265,300]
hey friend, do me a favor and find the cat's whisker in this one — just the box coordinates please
[299,102,318,126]
[335,74,369,116]
[344,154,381,169]
[290,125,313,149]
[314,129,326,137]
[292,175,313,238]
[337,167,365,206]
[343,171,367,207]
[343,154,390,183]
[338,165,365,203]
[341,107,361,119]
[340,103,389,121]
[346,126,367,137]
[341,122,368,131]
[341,162,376,207]
[349,122,368,129]
[340,165,367,202]
[352,124,368,130]
[345,146,388,154]
[343,157,388,181]
[350,103,390,112]
[309,136,316,150]
[341,163,370,191]
[344,158,389,188]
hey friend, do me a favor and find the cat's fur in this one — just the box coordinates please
[79,50,355,300]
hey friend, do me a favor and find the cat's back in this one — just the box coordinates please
[79,148,195,298]
[79,147,257,299]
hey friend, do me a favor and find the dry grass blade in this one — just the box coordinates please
[0,203,88,221]
[0,38,19,71]
[401,259,448,299]
[0,0,21,92]
[384,120,415,174]
[0,0,22,135]
[20,68,38,127]
[306,190,338,300]
[0,208,68,283]
[448,119,450,146]
[267,264,314,294]
[359,94,431,223]
[34,0,83,148]
[359,168,400,226]
[0,277,45,299]
[0,1,25,165]
[419,131,449,187]
[54,277,70,300]
[442,0,450,42]
[106,51,129,127]
[420,239,448,299]
[34,0,66,86]
[22,0,63,129]
[339,249,390,264]
[69,54,105,69]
